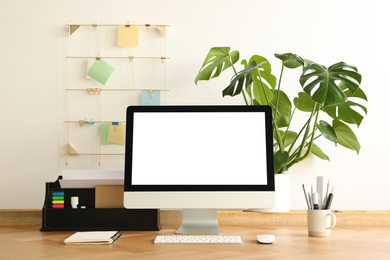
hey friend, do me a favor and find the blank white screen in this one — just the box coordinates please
[131,112,268,185]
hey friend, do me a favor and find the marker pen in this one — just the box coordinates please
[313,192,319,210]
[324,186,335,210]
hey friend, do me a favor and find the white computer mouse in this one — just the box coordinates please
[257,234,275,244]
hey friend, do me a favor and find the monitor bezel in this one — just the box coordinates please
[124,105,275,192]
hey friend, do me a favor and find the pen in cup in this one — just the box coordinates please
[324,186,335,210]
[308,192,313,209]
[302,184,310,209]
[322,180,330,208]
[311,185,314,206]
[303,182,334,210]
[313,192,319,210]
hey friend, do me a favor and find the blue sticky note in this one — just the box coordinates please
[141,90,160,105]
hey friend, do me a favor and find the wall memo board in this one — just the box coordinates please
[65,22,169,165]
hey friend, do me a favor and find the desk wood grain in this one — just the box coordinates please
[1,225,390,259]
[1,209,390,227]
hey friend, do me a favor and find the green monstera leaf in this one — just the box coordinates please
[325,101,367,127]
[299,61,362,107]
[274,150,289,173]
[249,55,277,105]
[271,90,292,128]
[294,92,316,112]
[317,120,337,144]
[222,60,257,97]
[223,55,275,100]
[311,143,330,161]
[194,46,367,174]
[333,119,361,153]
[279,130,298,148]
[275,53,304,69]
[250,71,274,106]
[324,82,368,127]
[194,47,239,84]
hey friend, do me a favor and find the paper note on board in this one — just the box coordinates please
[87,59,115,85]
[69,24,80,36]
[156,26,166,36]
[100,123,113,145]
[106,123,126,145]
[141,90,161,105]
[67,144,79,155]
[117,25,139,47]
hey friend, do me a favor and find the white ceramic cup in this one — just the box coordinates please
[307,209,337,237]
[71,196,79,209]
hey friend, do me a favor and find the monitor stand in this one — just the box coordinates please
[175,209,223,234]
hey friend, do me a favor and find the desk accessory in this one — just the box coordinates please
[323,186,335,210]
[154,235,242,244]
[51,191,64,209]
[307,209,337,236]
[41,176,160,231]
[302,179,335,210]
[71,196,79,209]
[64,231,122,245]
[316,176,323,209]
[95,185,124,208]
[256,234,275,244]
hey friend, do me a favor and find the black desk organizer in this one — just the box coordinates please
[40,176,161,231]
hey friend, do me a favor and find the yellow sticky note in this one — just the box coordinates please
[67,144,79,155]
[156,26,166,36]
[118,25,139,47]
[106,123,126,145]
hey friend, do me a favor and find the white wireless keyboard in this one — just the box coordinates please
[154,235,242,244]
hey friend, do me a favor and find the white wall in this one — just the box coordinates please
[0,0,389,210]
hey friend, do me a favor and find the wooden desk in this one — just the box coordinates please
[1,225,390,259]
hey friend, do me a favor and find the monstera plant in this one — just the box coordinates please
[194,47,368,174]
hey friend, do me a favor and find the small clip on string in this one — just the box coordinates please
[148,90,154,99]
[112,121,119,132]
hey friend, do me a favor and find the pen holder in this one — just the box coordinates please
[307,210,337,237]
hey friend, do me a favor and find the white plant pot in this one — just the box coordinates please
[250,173,290,212]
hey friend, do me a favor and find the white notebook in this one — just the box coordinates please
[63,231,122,245]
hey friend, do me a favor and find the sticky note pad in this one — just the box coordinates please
[52,200,65,205]
[106,123,126,145]
[157,26,166,35]
[141,90,160,105]
[117,25,139,47]
[67,144,79,155]
[100,123,113,145]
[87,59,115,85]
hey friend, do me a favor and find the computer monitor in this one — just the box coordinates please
[124,105,275,234]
